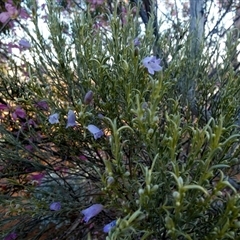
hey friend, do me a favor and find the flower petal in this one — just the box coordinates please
[103,220,117,233]
[0,103,9,111]
[4,232,17,240]
[35,100,49,111]
[87,124,104,139]
[14,106,26,119]
[48,113,59,124]
[66,110,77,128]
[19,38,31,49]
[142,56,162,75]
[50,202,61,211]
[0,12,10,23]
[84,90,93,105]
[81,204,103,222]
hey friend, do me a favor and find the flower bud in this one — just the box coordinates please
[172,191,180,199]
[84,90,93,105]
[107,176,114,185]
[134,47,139,57]
[138,188,144,195]
[153,116,159,123]
[148,128,154,135]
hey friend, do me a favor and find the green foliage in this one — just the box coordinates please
[1,1,240,239]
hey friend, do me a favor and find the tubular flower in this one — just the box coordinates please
[19,38,31,49]
[81,204,103,222]
[66,110,77,128]
[35,100,49,111]
[103,220,117,233]
[0,1,18,23]
[12,106,26,120]
[87,124,104,139]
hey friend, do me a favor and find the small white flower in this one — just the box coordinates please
[48,113,59,124]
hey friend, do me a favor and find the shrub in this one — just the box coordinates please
[1,1,240,239]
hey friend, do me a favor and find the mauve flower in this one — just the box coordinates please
[35,100,49,111]
[4,232,17,240]
[19,38,31,49]
[81,204,103,222]
[84,90,93,105]
[103,220,117,233]
[26,119,38,128]
[133,37,140,47]
[12,106,26,120]
[0,1,18,23]
[87,124,104,140]
[79,155,87,161]
[19,7,29,20]
[142,56,162,75]
[120,6,127,25]
[50,202,61,211]
[25,144,34,152]
[88,0,104,5]
[66,110,77,128]
[0,103,9,111]
[31,172,45,185]
[48,113,59,124]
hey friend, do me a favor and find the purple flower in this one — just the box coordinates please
[26,119,38,128]
[35,100,49,111]
[84,90,93,105]
[50,202,61,211]
[81,204,103,222]
[88,0,104,5]
[19,7,29,20]
[142,56,162,75]
[103,220,117,233]
[79,155,87,161]
[0,103,9,111]
[19,38,31,49]
[133,37,140,47]
[31,172,45,185]
[0,1,18,23]
[4,232,17,240]
[12,106,26,120]
[87,124,104,140]
[66,110,77,128]
[48,113,59,124]
[25,144,34,152]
